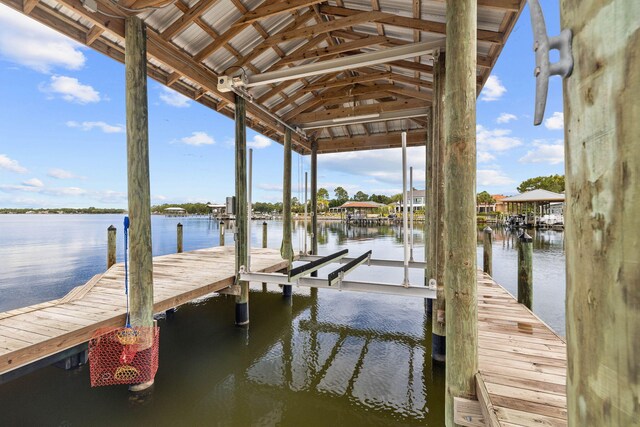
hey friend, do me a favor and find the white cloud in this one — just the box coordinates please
[23,178,44,187]
[477,151,496,163]
[544,111,564,130]
[519,140,564,165]
[319,147,425,186]
[66,121,124,133]
[480,75,506,102]
[258,183,283,192]
[0,154,28,174]
[41,75,101,104]
[159,87,190,108]
[178,131,215,146]
[0,183,87,196]
[477,169,515,186]
[48,168,80,179]
[476,125,522,152]
[248,135,272,149]
[496,113,517,124]
[0,5,86,73]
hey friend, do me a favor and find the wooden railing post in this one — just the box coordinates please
[107,225,116,269]
[219,221,225,246]
[281,128,293,298]
[517,231,533,309]
[234,93,249,326]
[176,223,183,253]
[483,226,492,276]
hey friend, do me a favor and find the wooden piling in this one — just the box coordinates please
[562,3,639,424]
[125,16,154,333]
[310,141,318,256]
[281,129,293,297]
[219,221,225,246]
[431,50,446,363]
[443,0,477,422]
[176,223,183,253]
[234,93,249,325]
[107,225,116,269]
[425,108,433,316]
[483,226,492,276]
[262,221,267,249]
[517,231,533,309]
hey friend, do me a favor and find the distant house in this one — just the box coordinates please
[333,201,388,219]
[399,189,425,210]
[164,207,186,216]
[477,194,507,213]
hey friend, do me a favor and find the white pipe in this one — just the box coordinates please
[298,108,431,129]
[247,148,252,271]
[402,131,409,287]
[410,166,414,262]
[245,40,443,87]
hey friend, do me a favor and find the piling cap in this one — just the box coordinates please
[177,222,182,227]
[483,226,492,233]
[519,231,533,242]
[108,225,116,231]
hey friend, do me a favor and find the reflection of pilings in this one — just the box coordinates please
[344,339,369,396]
[297,319,423,348]
[307,335,347,391]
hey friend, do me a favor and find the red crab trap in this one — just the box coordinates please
[88,324,159,387]
[88,216,159,387]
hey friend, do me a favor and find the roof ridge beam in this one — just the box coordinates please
[233,0,325,26]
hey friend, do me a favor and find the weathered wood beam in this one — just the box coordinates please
[294,98,425,123]
[193,0,280,61]
[443,0,478,423]
[264,11,392,46]
[125,17,154,335]
[234,0,325,25]
[281,129,294,264]
[388,87,432,102]
[22,0,38,14]
[85,25,103,45]
[226,10,316,70]
[161,0,219,40]
[299,71,392,92]
[310,141,318,255]
[563,1,640,425]
[316,130,427,153]
[271,73,337,113]
[320,5,503,44]
[316,91,401,108]
[279,35,389,65]
[431,0,521,11]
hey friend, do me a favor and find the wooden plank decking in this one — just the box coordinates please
[475,271,567,427]
[0,247,288,376]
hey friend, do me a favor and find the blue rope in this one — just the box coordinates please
[123,216,130,328]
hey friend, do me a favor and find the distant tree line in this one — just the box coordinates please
[0,207,125,214]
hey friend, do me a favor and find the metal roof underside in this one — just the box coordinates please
[3,0,526,154]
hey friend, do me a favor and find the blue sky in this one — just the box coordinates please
[0,1,564,208]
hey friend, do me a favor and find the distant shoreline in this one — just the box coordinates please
[0,209,126,214]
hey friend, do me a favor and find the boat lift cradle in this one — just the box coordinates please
[239,249,436,299]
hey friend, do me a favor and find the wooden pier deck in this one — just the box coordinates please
[457,272,567,427]
[0,247,287,378]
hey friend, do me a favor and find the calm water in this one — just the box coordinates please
[0,215,565,426]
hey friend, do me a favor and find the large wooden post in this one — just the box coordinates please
[176,223,183,254]
[431,50,446,363]
[561,2,639,425]
[125,16,154,332]
[281,128,293,297]
[310,141,318,256]
[443,0,477,423]
[234,93,249,325]
[425,108,433,317]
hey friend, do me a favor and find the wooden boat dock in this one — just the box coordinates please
[456,272,567,427]
[0,247,287,382]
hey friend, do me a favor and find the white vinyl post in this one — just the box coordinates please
[247,148,252,271]
[402,132,410,287]
[410,166,414,262]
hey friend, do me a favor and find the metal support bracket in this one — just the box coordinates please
[528,0,573,125]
